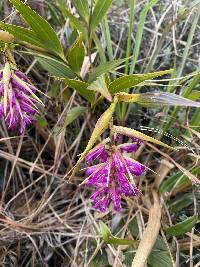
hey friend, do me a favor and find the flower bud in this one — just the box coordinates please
[0,30,14,43]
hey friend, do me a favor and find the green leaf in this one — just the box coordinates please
[59,5,87,38]
[169,193,193,213]
[61,78,95,103]
[165,215,198,236]
[160,174,190,195]
[88,58,127,82]
[124,235,172,267]
[54,106,87,135]
[99,221,111,240]
[87,75,112,101]
[71,0,89,23]
[109,69,173,94]
[68,33,85,74]
[36,114,47,127]
[106,236,137,245]
[188,90,200,101]
[31,53,76,78]
[9,0,63,56]
[148,251,173,267]
[159,165,200,194]
[134,92,200,107]
[0,22,43,47]
[99,221,137,245]
[90,0,113,31]
[128,218,139,238]
[129,0,158,73]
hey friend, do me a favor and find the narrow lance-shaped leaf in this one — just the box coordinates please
[68,33,85,74]
[129,0,158,74]
[9,0,64,56]
[60,78,95,104]
[87,75,112,102]
[99,221,137,245]
[36,115,48,127]
[113,126,177,151]
[88,58,127,82]
[90,0,113,31]
[169,193,194,213]
[24,52,76,78]
[71,0,89,23]
[109,69,173,94]
[99,221,111,240]
[165,215,198,236]
[136,92,200,107]
[0,22,45,48]
[116,92,200,107]
[59,5,87,38]
[160,165,200,195]
[54,106,87,135]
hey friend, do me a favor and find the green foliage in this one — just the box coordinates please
[71,0,90,23]
[61,79,95,103]
[90,0,113,31]
[99,221,137,245]
[36,114,48,127]
[0,22,43,47]
[165,215,198,236]
[54,106,87,135]
[88,58,127,82]
[1,0,200,266]
[109,70,173,94]
[160,165,200,194]
[124,235,173,267]
[68,33,85,74]
[129,0,158,73]
[59,4,87,38]
[168,193,194,213]
[34,53,76,78]
[87,75,112,101]
[9,0,64,57]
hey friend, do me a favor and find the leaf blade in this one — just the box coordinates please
[87,75,112,101]
[90,0,113,31]
[165,215,198,236]
[61,78,95,103]
[136,92,200,107]
[68,33,85,74]
[116,92,200,108]
[71,0,89,23]
[109,69,173,94]
[88,58,127,82]
[9,0,63,56]
[0,22,43,47]
[54,106,87,135]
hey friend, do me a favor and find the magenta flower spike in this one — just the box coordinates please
[84,139,145,212]
[0,63,42,133]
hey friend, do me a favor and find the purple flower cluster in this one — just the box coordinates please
[0,62,42,133]
[84,139,145,212]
